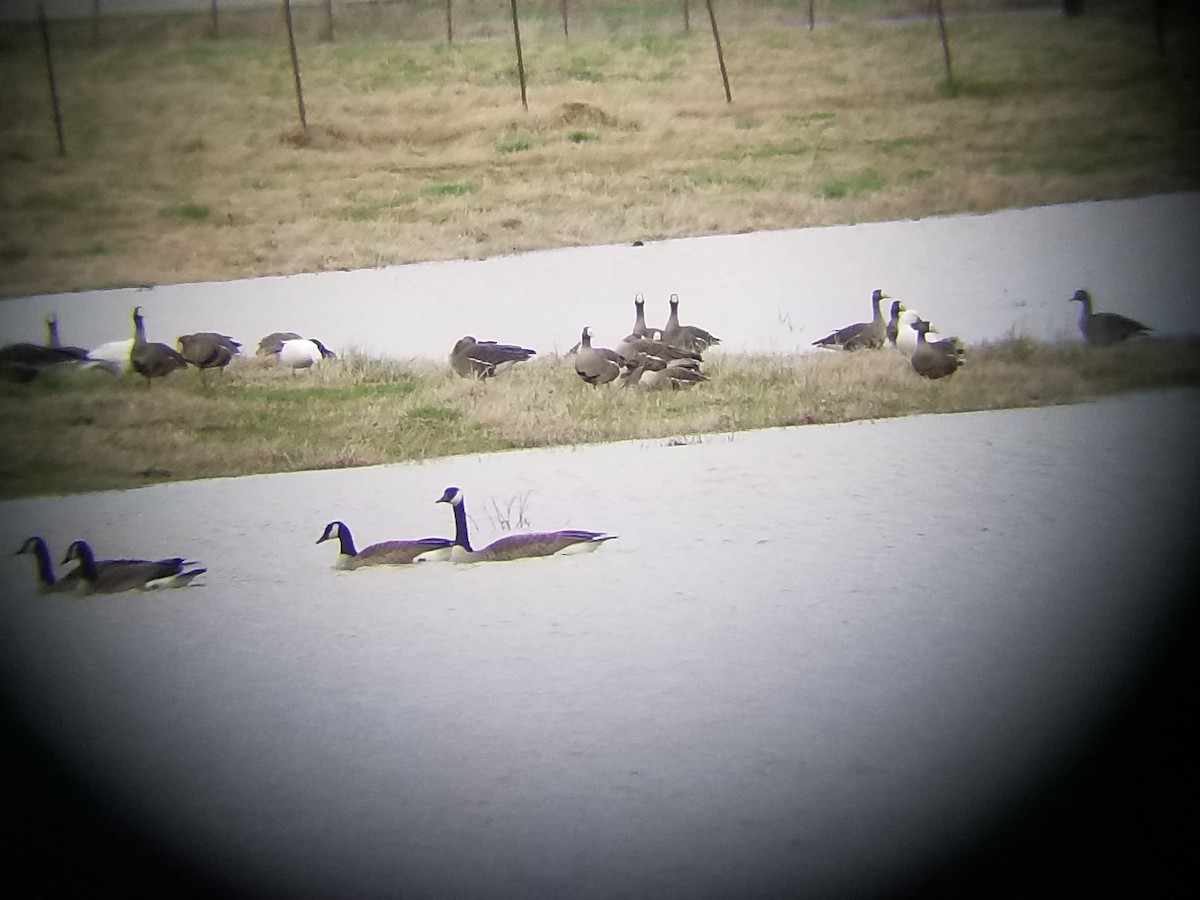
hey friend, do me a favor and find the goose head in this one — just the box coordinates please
[316,521,346,544]
[309,338,336,359]
[436,486,464,507]
[580,327,593,347]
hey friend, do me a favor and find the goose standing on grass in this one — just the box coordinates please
[257,331,303,357]
[663,293,720,353]
[279,337,336,372]
[316,520,453,568]
[885,300,906,347]
[434,486,616,563]
[60,540,206,594]
[630,293,658,339]
[178,332,241,381]
[813,288,889,350]
[574,327,622,386]
[130,306,189,384]
[449,336,537,379]
[1069,289,1152,346]
[909,317,965,380]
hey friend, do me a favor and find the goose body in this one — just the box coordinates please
[257,332,303,357]
[130,306,189,383]
[17,536,85,594]
[449,336,537,379]
[630,293,658,339]
[910,318,965,380]
[436,486,616,563]
[814,289,888,350]
[279,338,335,371]
[316,520,453,569]
[885,300,906,347]
[178,332,241,375]
[1070,289,1151,346]
[620,354,706,390]
[662,293,720,353]
[85,338,134,375]
[574,327,622,386]
[60,540,206,594]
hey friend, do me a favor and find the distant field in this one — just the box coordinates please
[0,0,1196,299]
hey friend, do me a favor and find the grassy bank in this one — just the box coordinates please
[1,2,1197,298]
[2,338,1198,499]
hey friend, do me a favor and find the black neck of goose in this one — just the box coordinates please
[451,500,473,551]
[1077,294,1094,321]
[47,317,61,348]
[336,526,357,557]
[29,540,56,586]
[133,313,146,345]
[74,544,99,582]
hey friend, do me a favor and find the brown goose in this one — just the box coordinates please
[60,540,206,594]
[316,520,453,568]
[662,294,720,353]
[885,300,906,348]
[1069,289,1151,346]
[257,332,303,356]
[130,306,189,384]
[619,354,707,390]
[629,293,658,339]
[0,314,90,382]
[574,327,622,386]
[909,317,965,380]
[814,289,889,350]
[178,332,241,380]
[435,486,616,563]
[449,336,537,379]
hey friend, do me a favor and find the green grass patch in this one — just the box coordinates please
[820,168,886,199]
[161,200,211,221]
[497,139,533,154]
[567,131,600,143]
[420,182,479,196]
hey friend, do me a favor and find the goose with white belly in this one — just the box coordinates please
[279,337,336,371]
[435,486,616,563]
[60,540,206,594]
[316,520,453,568]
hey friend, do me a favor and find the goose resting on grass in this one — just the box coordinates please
[449,336,537,379]
[130,306,189,384]
[814,288,888,351]
[1069,289,1152,346]
[257,332,303,357]
[574,327,622,386]
[909,317,965,380]
[435,486,616,563]
[663,293,720,353]
[316,520,453,568]
[177,332,241,379]
[59,540,206,594]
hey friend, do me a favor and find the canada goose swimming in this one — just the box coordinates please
[59,540,206,594]
[449,336,537,379]
[257,332,303,356]
[662,294,720,353]
[574,327,622,386]
[130,306,189,384]
[910,317,965,380]
[316,520,453,568]
[279,338,336,371]
[16,536,85,594]
[1069,289,1152,346]
[177,332,241,378]
[435,486,616,563]
[814,289,889,350]
[630,293,658,339]
[885,300,906,347]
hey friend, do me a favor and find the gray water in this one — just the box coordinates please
[2,389,1197,898]
[2,193,1199,359]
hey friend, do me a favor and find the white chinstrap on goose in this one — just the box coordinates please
[316,520,453,569]
[434,486,616,563]
[59,540,207,594]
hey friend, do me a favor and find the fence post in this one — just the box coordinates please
[38,3,66,156]
[510,0,528,110]
[705,0,731,104]
[933,0,954,89]
[808,0,815,31]
[560,0,569,40]
[682,0,690,33]
[209,0,219,39]
[446,0,453,44]
[282,0,307,130]
[321,0,334,42]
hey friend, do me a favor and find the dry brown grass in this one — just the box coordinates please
[0,1,1196,298]
[2,337,1198,499]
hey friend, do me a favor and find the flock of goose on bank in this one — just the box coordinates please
[7,285,1152,593]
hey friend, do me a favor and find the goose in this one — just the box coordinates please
[910,318,965,380]
[59,540,206,594]
[630,293,658,339]
[178,332,240,373]
[317,520,453,568]
[1069,289,1151,346]
[257,332,303,356]
[16,536,84,594]
[130,306,189,383]
[0,313,92,382]
[620,354,707,390]
[574,327,622,386]
[435,486,616,563]
[279,337,336,371]
[885,300,906,347]
[449,336,537,379]
[662,293,720,353]
[44,314,90,360]
[892,309,960,353]
[613,333,702,366]
[813,288,889,350]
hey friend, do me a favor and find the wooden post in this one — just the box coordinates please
[682,0,690,33]
[38,4,66,156]
[91,0,100,44]
[446,0,453,44]
[510,0,528,110]
[808,0,815,31]
[282,0,307,130]
[321,0,334,42]
[933,0,953,89]
[560,0,569,40]
[705,0,731,104]
[209,0,219,39]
